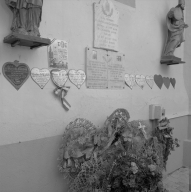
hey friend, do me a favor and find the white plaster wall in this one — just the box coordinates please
[0,0,189,146]
[183,0,191,167]
[184,0,191,122]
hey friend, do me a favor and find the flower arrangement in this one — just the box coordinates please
[153,117,180,170]
[58,109,179,192]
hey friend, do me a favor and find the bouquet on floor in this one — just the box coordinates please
[58,109,179,192]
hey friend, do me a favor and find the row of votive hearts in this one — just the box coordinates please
[2,61,86,90]
[154,74,175,89]
[2,61,175,91]
[31,68,86,89]
[124,74,176,89]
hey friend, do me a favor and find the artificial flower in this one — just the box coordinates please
[131,162,138,174]
[148,164,156,172]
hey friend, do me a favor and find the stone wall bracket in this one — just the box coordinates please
[3,32,51,49]
[160,56,185,65]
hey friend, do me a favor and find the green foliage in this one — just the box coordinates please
[153,118,180,170]
[58,109,179,192]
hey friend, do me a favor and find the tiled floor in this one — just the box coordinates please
[163,167,190,192]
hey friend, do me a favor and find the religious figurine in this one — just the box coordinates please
[5,0,43,37]
[161,0,188,64]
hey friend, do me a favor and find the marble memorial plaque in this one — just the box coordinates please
[86,47,125,89]
[2,60,30,90]
[68,69,86,89]
[51,69,68,88]
[94,0,119,51]
[31,68,50,89]
[107,52,125,89]
[86,47,108,89]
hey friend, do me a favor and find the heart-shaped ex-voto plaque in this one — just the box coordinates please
[145,75,154,89]
[154,74,163,89]
[135,74,145,89]
[2,60,30,90]
[31,68,50,89]
[124,74,136,90]
[170,78,176,88]
[50,69,68,88]
[163,77,170,89]
[68,69,86,89]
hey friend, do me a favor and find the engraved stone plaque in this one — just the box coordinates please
[94,0,119,51]
[86,47,125,89]
[86,47,108,89]
[107,52,125,89]
[31,68,50,89]
[2,60,30,90]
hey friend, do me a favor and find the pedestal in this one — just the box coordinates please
[160,56,185,65]
[3,32,51,49]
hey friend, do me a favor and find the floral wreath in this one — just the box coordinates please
[58,109,179,192]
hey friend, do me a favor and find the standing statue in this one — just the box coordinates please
[5,0,43,37]
[161,0,188,64]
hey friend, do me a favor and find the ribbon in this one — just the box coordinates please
[54,86,71,110]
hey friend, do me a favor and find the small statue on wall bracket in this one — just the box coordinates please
[160,0,188,65]
[4,0,50,49]
[5,0,43,36]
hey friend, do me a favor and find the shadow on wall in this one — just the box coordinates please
[0,0,13,36]
[114,0,136,8]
